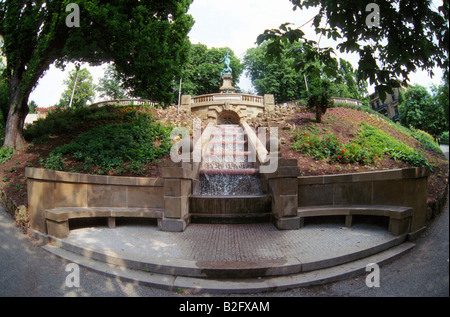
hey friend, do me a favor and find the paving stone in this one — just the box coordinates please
[64,222,398,266]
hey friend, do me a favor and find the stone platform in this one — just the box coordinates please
[42,220,414,294]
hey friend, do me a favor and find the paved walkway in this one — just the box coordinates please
[64,221,398,268]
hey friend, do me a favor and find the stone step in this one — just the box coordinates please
[205,151,249,156]
[209,140,247,145]
[190,213,271,224]
[42,241,415,294]
[211,133,245,137]
[199,168,259,175]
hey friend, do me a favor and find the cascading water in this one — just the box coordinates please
[199,124,263,196]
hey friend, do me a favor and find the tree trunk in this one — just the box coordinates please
[316,103,323,123]
[2,79,30,149]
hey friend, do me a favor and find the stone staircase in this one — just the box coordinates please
[190,124,271,224]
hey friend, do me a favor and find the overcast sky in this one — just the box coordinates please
[29,0,444,108]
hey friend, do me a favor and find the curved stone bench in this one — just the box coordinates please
[45,207,163,239]
[297,205,412,236]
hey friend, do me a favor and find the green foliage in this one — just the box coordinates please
[41,153,66,171]
[431,75,450,130]
[399,85,447,137]
[96,64,127,100]
[0,146,14,164]
[59,67,96,108]
[409,128,443,154]
[440,131,449,145]
[245,41,368,104]
[28,100,38,114]
[47,113,172,173]
[181,44,244,96]
[244,41,308,102]
[292,123,430,167]
[357,124,430,167]
[292,128,375,165]
[262,0,448,101]
[292,129,341,161]
[24,105,138,141]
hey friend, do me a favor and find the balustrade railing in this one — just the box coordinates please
[191,94,264,105]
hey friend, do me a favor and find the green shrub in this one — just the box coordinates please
[291,123,430,167]
[439,131,449,145]
[24,105,140,142]
[41,152,66,171]
[49,115,172,173]
[0,146,14,165]
[292,128,375,165]
[292,130,341,161]
[356,123,430,167]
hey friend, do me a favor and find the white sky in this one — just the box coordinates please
[29,0,444,107]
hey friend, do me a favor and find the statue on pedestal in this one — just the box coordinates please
[219,50,235,93]
[220,50,232,77]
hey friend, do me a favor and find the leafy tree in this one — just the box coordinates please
[244,41,367,104]
[97,64,127,100]
[399,85,447,138]
[0,0,194,149]
[59,67,96,108]
[258,0,449,101]
[28,100,38,114]
[432,75,449,130]
[180,44,244,96]
[331,58,368,101]
[255,32,366,123]
[244,41,307,103]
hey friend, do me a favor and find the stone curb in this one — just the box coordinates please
[42,242,415,294]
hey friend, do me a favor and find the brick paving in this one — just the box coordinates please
[64,221,397,265]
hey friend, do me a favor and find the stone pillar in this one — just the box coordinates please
[26,168,56,235]
[180,95,191,113]
[159,162,193,232]
[265,158,301,229]
[264,94,275,112]
[219,74,235,93]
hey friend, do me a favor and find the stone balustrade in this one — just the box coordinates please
[89,99,158,108]
[191,93,263,105]
[182,93,274,122]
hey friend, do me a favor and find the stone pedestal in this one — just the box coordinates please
[220,74,235,93]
